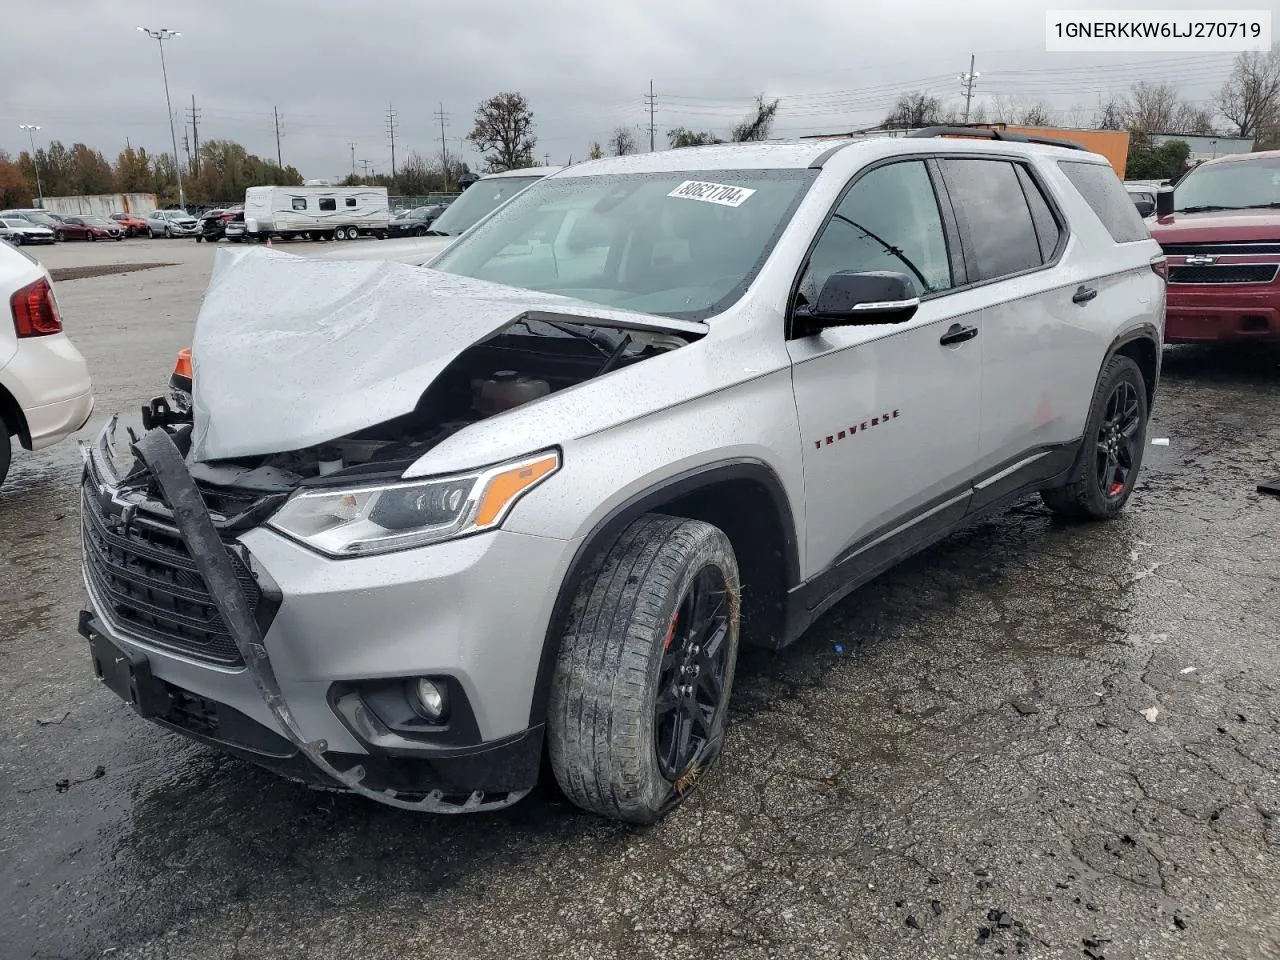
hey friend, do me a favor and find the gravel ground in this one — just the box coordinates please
[2,239,1278,960]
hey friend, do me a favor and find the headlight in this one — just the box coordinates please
[266,450,559,557]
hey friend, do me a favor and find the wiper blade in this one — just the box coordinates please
[1175,205,1243,213]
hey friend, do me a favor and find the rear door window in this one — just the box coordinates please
[936,159,1043,282]
[1015,165,1063,261]
[1058,160,1150,243]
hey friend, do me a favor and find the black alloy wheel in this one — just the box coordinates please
[653,565,732,781]
[1096,379,1141,499]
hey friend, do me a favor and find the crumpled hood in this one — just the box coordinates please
[189,247,705,463]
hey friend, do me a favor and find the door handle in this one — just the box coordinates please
[1072,285,1098,305]
[939,323,979,346]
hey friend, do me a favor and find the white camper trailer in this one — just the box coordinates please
[243,185,389,241]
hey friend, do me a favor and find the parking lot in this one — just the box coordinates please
[3,238,1279,960]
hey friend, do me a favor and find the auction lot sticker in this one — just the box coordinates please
[668,180,756,207]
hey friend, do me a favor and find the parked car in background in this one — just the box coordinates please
[1149,149,1280,343]
[1124,184,1156,218]
[55,216,124,241]
[0,240,94,485]
[0,217,57,245]
[107,135,1163,822]
[196,207,242,243]
[386,204,445,237]
[110,212,150,237]
[223,211,247,242]
[0,209,64,235]
[148,209,200,238]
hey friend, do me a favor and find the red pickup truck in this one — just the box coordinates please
[1150,150,1280,343]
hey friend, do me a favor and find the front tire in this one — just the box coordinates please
[548,514,741,824]
[1041,354,1148,520]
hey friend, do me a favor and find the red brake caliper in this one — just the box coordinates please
[664,614,679,652]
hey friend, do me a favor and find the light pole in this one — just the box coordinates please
[18,124,44,205]
[137,26,185,209]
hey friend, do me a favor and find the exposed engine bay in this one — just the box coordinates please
[154,315,690,496]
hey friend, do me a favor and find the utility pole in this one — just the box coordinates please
[273,106,283,167]
[645,80,656,151]
[434,102,449,189]
[137,26,185,209]
[18,124,44,205]
[361,159,373,178]
[386,104,398,179]
[182,130,191,174]
[348,142,357,178]
[544,152,551,165]
[959,54,981,124]
[187,94,201,174]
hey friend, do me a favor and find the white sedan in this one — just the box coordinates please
[0,241,94,484]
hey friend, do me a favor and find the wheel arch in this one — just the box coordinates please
[527,458,801,727]
[0,381,31,449]
[1107,323,1161,408]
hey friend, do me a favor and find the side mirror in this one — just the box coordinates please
[1155,188,1175,218]
[795,270,920,336]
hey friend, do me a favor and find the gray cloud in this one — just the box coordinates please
[4,0,1242,180]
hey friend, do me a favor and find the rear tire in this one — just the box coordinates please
[1041,354,1148,520]
[88,232,97,242]
[547,514,741,824]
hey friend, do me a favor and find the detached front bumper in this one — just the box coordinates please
[79,421,577,810]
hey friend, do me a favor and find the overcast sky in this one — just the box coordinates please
[4,0,1245,180]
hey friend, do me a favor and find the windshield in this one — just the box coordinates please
[85,217,110,226]
[431,169,817,320]
[20,212,56,226]
[427,175,544,235]
[1174,156,1280,212]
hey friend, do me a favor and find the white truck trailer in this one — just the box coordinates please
[243,184,389,241]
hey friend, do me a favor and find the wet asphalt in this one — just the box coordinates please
[2,239,1279,960]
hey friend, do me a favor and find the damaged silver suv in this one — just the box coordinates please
[80,131,1166,823]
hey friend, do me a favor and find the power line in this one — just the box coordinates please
[959,54,980,122]
[434,102,449,188]
[645,80,657,151]
[186,95,201,174]
[273,105,283,167]
[386,103,398,178]
[360,158,373,177]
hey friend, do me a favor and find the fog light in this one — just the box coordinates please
[412,678,449,721]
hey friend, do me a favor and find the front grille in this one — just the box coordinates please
[1161,242,1280,256]
[81,485,260,667]
[1168,264,1279,284]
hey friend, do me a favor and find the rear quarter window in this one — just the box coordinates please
[1058,161,1150,244]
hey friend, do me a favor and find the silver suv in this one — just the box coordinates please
[79,130,1165,823]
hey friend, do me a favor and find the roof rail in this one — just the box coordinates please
[906,126,1088,152]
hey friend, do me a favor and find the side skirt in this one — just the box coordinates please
[780,439,1082,647]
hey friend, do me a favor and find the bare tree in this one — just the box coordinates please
[1063,103,1091,129]
[608,126,637,156]
[667,127,722,148]
[1094,94,1132,130]
[1018,101,1054,126]
[1216,46,1280,138]
[884,91,944,129]
[467,91,536,172]
[990,95,1022,124]
[1171,103,1218,135]
[587,140,603,160]
[731,95,781,142]
[1129,82,1181,133]
[968,101,989,124]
